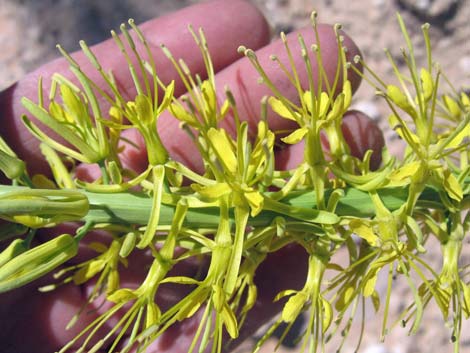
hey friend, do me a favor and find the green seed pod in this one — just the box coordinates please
[0,234,78,293]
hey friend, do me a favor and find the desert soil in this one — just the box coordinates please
[0,0,469,353]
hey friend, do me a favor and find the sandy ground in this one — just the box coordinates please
[0,0,469,352]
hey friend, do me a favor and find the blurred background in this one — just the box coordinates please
[0,0,469,352]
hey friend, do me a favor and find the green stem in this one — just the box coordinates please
[0,184,467,229]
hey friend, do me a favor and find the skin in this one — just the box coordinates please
[0,1,384,352]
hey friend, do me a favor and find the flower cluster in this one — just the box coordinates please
[0,11,468,353]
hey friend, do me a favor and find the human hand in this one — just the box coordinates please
[0,1,384,352]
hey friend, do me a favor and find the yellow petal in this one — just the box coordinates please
[207,128,237,174]
[268,97,299,121]
[420,68,434,102]
[318,91,330,118]
[169,102,199,126]
[349,219,379,246]
[443,95,461,119]
[387,85,414,114]
[389,161,421,182]
[244,190,264,216]
[281,127,308,145]
[193,182,232,200]
[443,169,463,201]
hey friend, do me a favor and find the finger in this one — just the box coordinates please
[117,24,362,173]
[276,110,386,171]
[0,0,270,175]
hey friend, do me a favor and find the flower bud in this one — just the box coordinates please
[0,234,78,292]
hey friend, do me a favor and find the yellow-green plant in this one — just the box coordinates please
[0,12,469,353]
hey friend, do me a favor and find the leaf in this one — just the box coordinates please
[281,127,308,145]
